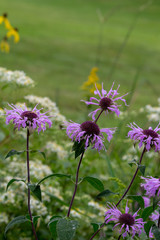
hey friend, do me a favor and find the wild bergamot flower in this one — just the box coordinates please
[82,82,128,120]
[105,203,145,238]
[5,103,52,133]
[141,176,160,198]
[128,122,160,151]
[65,120,115,151]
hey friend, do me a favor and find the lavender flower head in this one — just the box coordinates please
[5,103,52,133]
[82,82,128,120]
[128,123,160,151]
[105,203,145,238]
[65,120,115,151]
[141,176,160,198]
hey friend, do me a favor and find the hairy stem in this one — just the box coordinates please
[88,147,146,240]
[67,151,85,217]
[27,128,38,240]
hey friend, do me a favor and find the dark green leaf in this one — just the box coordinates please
[25,215,40,228]
[152,225,160,240]
[142,206,154,221]
[128,159,137,167]
[6,178,26,191]
[153,196,160,211]
[127,195,144,209]
[91,223,100,233]
[48,216,62,239]
[96,189,115,199]
[28,184,42,202]
[4,216,29,237]
[138,164,146,176]
[83,176,104,192]
[72,140,85,159]
[5,149,24,159]
[38,173,71,185]
[57,218,78,240]
[30,150,46,160]
[144,221,154,237]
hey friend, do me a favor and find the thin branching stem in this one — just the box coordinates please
[27,128,38,240]
[67,151,85,217]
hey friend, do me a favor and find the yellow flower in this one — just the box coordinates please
[0,37,10,53]
[0,13,12,30]
[7,28,20,43]
[81,67,101,93]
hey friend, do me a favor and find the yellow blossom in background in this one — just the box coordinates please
[0,13,20,52]
[0,38,10,53]
[7,28,20,43]
[0,13,12,30]
[81,67,101,94]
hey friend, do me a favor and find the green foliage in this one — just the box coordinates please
[6,178,26,191]
[56,218,78,240]
[72,140,85,159]
[4,216,30,237]
[127,195,144,209]
[48,216,62,239]
[83,176,104,192]
[28,184,42,202]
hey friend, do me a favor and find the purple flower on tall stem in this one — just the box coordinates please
[141,176,160,198]
[5,103,52,133]
[82,82,128,120]
[128,123,160,151]
[65,120,115,151]
[105,203,145,238]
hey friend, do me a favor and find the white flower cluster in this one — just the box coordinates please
[45,141,68,159]
[24,95,66,122]
[88,200,106,216]
[0,157,64,224]
[142,99,160,122]
[0,67,34,87]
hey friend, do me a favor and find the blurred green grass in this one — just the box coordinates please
[0,0,160,121]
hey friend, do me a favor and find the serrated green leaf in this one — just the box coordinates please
[127,195,144,209]
[57,218,78,240]
[144,221,154,237]
[4,216,29,237]
[28,184,42,202]
[38,173,71,185]
[83,176,104,192]
[142,206,154,221]
[6,178,26,191]
[72,140,85,159]
[138,164,146,176]
[96,189,115,199]
[152,225,160,240]
[48,216,62,239]
[5,149,25,159]
[30,150,46,160]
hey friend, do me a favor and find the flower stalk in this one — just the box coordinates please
[67,151,85,217]
[26,128,38,240]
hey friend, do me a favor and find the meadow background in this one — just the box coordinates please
[0,0,160,239]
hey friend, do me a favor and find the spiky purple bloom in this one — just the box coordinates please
[5,103,52,133]
[105,203,145,238]
[65,120,115,151]
[82,82,128,120]
[141,176,160,198]
[128,123,160,151]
